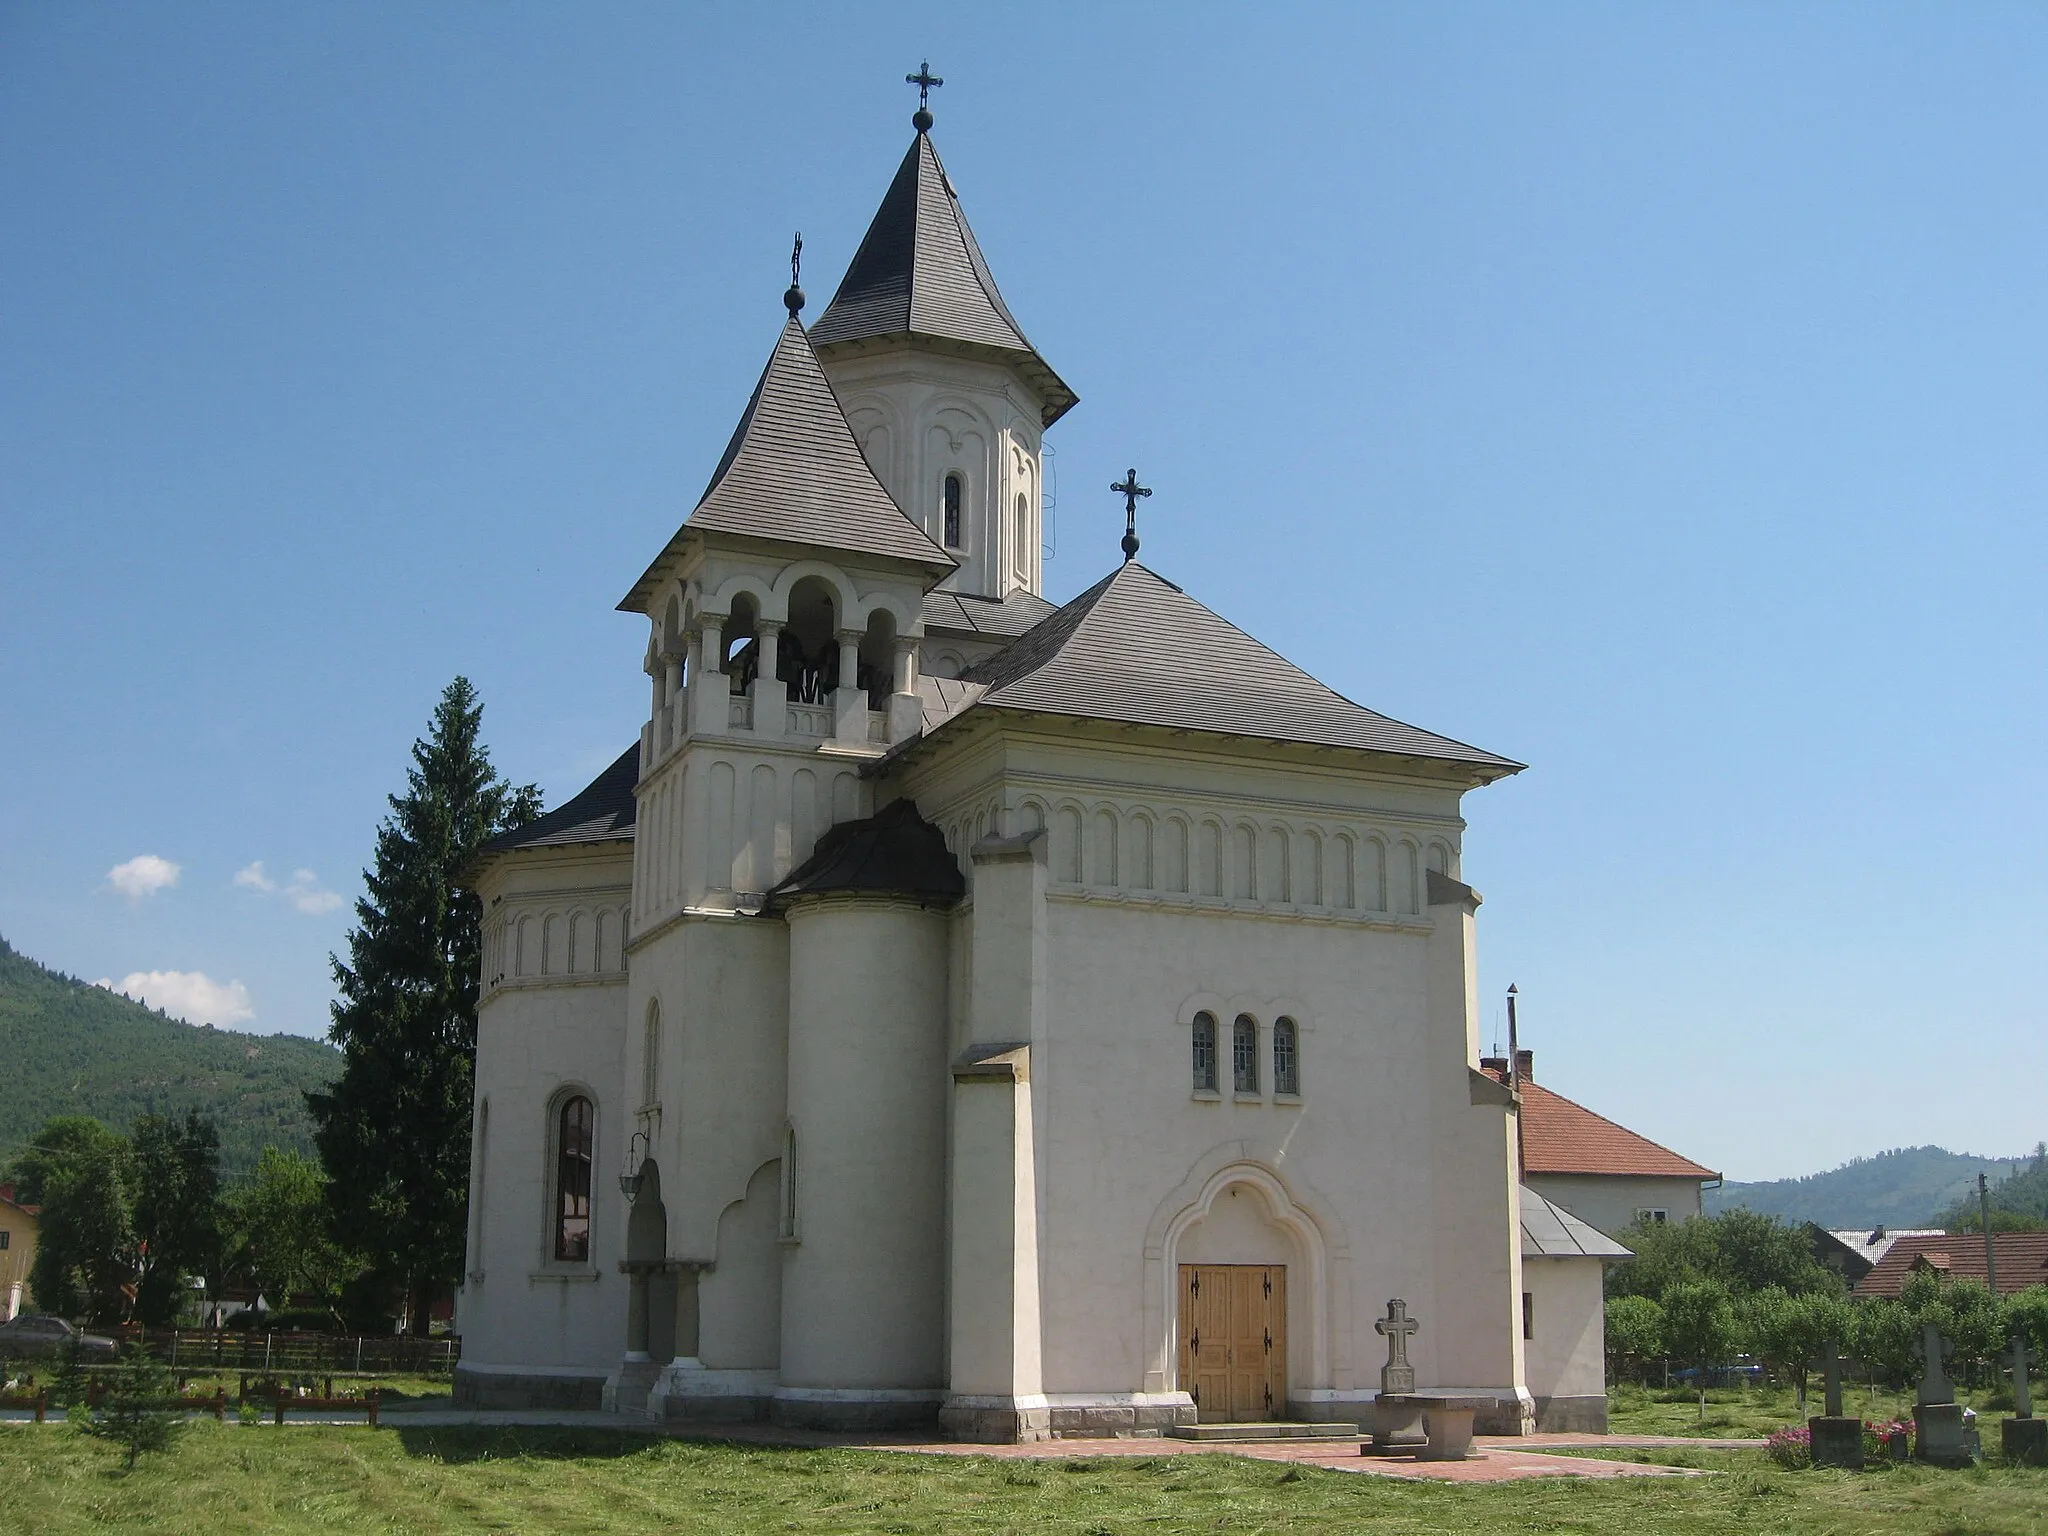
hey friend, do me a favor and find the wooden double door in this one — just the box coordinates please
[1178,1264,1287,1421]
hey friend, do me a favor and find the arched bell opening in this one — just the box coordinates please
[858,608,899,711]
[724,594,761,695]
[781,576,840,705]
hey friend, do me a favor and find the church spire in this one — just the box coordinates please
[810,99,1076,427]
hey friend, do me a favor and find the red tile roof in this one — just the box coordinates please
[1854,1232,2048,1298]
[1484,1070,1719,1180]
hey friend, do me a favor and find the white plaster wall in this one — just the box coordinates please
[822,348,1046,600]
[1524,1175,1705,1241]
[779,897,950,1389]
[462,846,632,1373]
[1522,1257,1608,1402]
[701,1158,785,1370]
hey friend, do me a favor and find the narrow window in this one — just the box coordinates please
[942,473,963,548]
[780,1123,799,1239]
[1014,492,1028,573]
[0,1230,9,1250]
[1191,1012,1218,1092]
[641,1002,661,1109]
[1232,1015,1259,1094]
[1523,1292,1534,1340]
[554,1096,593,1261]
[1273,1017,1299,1096]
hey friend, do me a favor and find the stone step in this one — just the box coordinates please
[1169,1421,1361,1442]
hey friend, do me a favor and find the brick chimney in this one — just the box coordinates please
[1513,1049,1533,1082]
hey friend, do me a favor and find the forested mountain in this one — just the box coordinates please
[0,936,339,1177]
[1939,1145,2048,1229]
[1706,1144,2031,1229]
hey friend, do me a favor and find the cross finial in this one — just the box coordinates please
[784,232,805,318]
[1111,468,1151,561]
[907,60,943,131]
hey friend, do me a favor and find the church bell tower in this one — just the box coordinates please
[810,70,1075,603]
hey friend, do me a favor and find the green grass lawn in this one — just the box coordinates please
[1605,1381,2019,1439]
[2,1423,2044,1535]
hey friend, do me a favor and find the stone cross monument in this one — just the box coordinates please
[2005,1331,2047,1465]
[1375,1299,1418,1396]
[1808,1337,1862,1468]
[1914,1322,1967,1464]
[1915,1321,1955,1407]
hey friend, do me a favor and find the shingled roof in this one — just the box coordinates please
[477,745,639,857]
[922,585,1057,639]
[810,132,1076,427]
[948,561,1522,773]
[620,317,952,611]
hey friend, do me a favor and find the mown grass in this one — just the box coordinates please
[3,1423,2045,1535]
[1605,1381,2016,1439]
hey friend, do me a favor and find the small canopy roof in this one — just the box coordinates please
[621,317,952,612]
[811,132,1076,427]
[764,798,964,911]
[948,561,1521,774]
[1521,1187,1633,1260]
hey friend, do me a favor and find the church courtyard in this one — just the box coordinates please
[2,1422,2042,1534]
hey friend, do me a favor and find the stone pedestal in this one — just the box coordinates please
[2003,1416,2047,1466]
[1808,1416,1863,1469]
[1369,1395,1426,1448]
[1420,1405,1476,1461]
[1914,1403,1968,1466]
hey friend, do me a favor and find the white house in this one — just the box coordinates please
[454,94,1616,1439]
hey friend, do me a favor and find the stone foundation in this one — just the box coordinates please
[1533,1394,1609,1434]
[1808,1415,1863,1469]
[453,1363,608,1411]
[769,1387,944,1432]
[2002,1416,2047,1466]
[940,1394,1053,1443]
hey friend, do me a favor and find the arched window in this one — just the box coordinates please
[554,1096,594,1262]
[942,473,963,548]
[1014,492,1029,574]
[1273,1017,1299,1097]
[641,1003,661,1109]
[1191,1012,1218,1092]
[1232,1015,1259,1095]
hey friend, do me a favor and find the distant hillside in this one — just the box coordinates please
[1938,1146,2048,1230]
[1706,1145,2031,1229]
[0,936,339,1178]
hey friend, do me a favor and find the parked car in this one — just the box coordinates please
[0,1314,119,1360]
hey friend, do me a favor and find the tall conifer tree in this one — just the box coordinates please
[308,677,539,1328]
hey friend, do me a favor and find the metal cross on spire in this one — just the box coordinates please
[907,60,943,131]
[1111,468,1151,562]
[784,232,805,318]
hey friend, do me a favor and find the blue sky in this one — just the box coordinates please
[3,4,2042,1183]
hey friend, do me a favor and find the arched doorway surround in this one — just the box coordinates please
[1142,1147,1353,1399]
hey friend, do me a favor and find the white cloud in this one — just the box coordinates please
[284,869,344,916]
[106,854,181,901]
[234,860,343,915]
[94,970,255,1027]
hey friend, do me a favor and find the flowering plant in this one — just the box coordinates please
[1863,1418,1912,1460]
[1766,1423,1812,1469]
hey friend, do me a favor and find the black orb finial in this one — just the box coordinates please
[907,60,943,131]
[784,231,805,318]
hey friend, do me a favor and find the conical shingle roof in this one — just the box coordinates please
[812,133,1076,426]
[620,317,952,611]
[955,562,1522,773]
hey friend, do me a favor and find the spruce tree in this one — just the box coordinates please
[308,677,539,1331]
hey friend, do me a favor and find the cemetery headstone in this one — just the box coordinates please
[1912,1323,1967,1466]
[1808,1337,1863,1469]
[2003,1330,2047,1467]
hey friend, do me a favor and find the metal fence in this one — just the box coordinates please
[112,1328,460,1377]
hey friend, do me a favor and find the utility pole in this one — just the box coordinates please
[1979,1173,2000,1296]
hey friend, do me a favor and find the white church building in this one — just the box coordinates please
[454,89,1623,1440]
